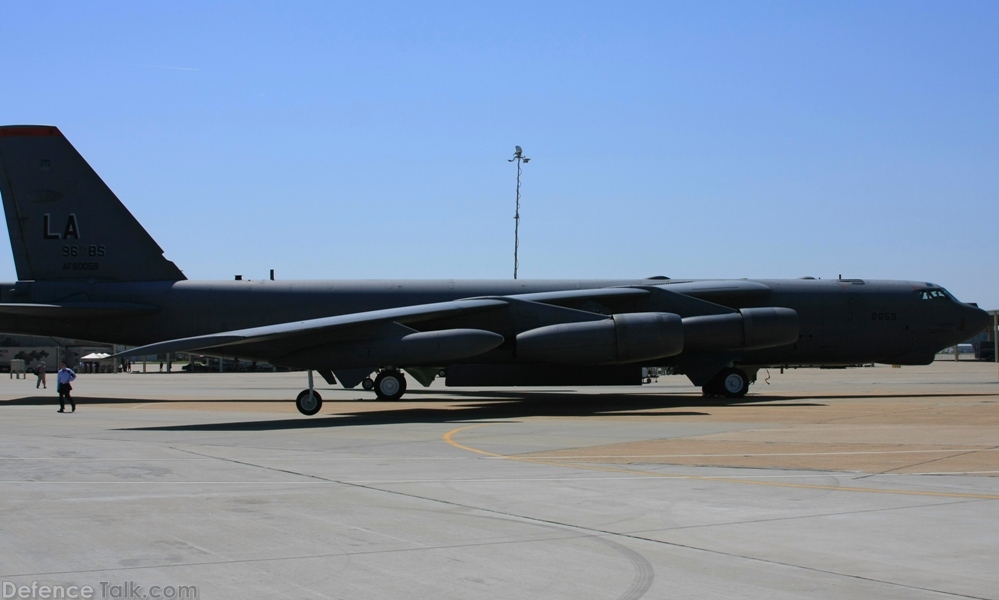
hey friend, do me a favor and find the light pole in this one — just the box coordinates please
[508,146,530,279]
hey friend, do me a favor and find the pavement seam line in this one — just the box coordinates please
[441,424,999,500]
[172,445,990,600]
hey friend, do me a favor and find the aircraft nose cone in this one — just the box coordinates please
[965,305,992,336]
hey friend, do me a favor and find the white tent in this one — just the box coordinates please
[81,352,111,360]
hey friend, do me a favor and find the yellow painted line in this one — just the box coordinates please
[441,424,500,457]
[443,424,653,475]
[442,424,999,501]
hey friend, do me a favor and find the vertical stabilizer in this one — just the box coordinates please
[0,126,185,282]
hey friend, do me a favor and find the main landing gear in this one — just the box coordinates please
[295,370,323,415]
[358,369,408,400]
[702,367,750,398]
[294,367,410,414]
[373,369,406,401]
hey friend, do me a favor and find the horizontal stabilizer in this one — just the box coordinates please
[0,302,159,318]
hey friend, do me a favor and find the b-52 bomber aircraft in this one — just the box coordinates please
[0,126,990,415]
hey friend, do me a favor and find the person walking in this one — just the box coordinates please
[35,363,47,389]
[56,362,77,413]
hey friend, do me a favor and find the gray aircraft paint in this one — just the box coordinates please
[0,126,989,410]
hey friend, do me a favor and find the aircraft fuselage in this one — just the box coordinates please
[0,277,983,370]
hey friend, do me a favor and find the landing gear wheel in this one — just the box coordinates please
[361,377,374,391]
[701,368,750,398]
[718,368,750,398]
[374,370,407,401]
[295,389,323,415]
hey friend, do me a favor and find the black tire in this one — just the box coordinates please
[374,370,407,401]
[295,389,323,415]
[361,377,374,391]
[717,368,749,398]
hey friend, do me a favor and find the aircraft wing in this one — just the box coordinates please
[115,288,655,359]
[114,284,751,361]
[114,297,509,359]
[112,283,781,388]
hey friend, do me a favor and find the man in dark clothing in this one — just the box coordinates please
[35,363,46,389]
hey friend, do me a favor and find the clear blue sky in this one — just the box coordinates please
[3,1,997,307]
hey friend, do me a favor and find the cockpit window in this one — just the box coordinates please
[917,288,954,301]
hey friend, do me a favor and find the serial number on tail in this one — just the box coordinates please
[62,244,106,257]
[62,262,100,271]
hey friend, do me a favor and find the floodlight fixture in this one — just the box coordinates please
[509,146,530,279]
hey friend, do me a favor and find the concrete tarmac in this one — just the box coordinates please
[1,361,997,599]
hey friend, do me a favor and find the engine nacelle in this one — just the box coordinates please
[683,307,798,351]
[280,328,505,369]
[516,312,683,365]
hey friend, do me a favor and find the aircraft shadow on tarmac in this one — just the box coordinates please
[119,391,815,431]
[1,396,185,407]
[3,390,991,432]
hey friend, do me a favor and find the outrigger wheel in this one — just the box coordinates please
[374,369,407,401]
[296,389,323,415]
